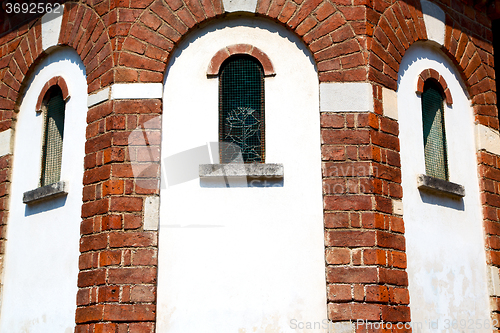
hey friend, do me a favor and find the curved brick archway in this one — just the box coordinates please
[369,0,496,128]
[0,2,113,117]
[58,2,114,94]
[416,68,453,105]
[35,76,71,111]
[207,44,276,76]
[117,0,369,84]
[0,1,496,332]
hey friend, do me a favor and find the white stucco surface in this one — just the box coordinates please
[223,0,258,12]
[0,48,86,333]
[420,0,445,46]
[320,82,374,112]
[87,86,110,107]
[110,83,163,100]
[144,196,160,231]
[157,18,327,332]
[0,129,13,157]
[475,123,500,156]
[382,87,398,120]
[41,8,64,51]
[397,43,490,331]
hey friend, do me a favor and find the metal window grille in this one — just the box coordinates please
[421,80,448,180]
[219,55,264,163]
[40,86,65,186]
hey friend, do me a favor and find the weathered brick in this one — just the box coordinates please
[325,230,376,247]
[327,284,352,301]
[75,305,104,323]
[78,269,106,288]
[110,197,143,212]
[366,285,389,303]
[326,266,378,283]
[130,285,156,302]
[328,302,381,321]
[103,304,155,321]
[109,231,157,248]
[325,248,350,264]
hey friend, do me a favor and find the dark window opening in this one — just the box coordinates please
[219,55,264,163]
[40,85,65,186]
[421,79,448,181]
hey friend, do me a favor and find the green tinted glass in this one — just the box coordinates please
[40,87,65,186]
[421,80,448,180]
[220,56,264,163]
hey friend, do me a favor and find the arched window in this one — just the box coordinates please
[219,55,264,163]
[421,79,448,180]
[40,86,66,186]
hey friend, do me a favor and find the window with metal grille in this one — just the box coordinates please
[219,55,264,163]
[40,86,65,186]
[421,79,448,180]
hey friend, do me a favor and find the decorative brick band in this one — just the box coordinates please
[207,44,275,77]
[416,69,453,105]
[35,76,70,111]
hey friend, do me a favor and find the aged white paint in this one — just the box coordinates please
[421,0,445,46]
[475,123,500,156]
[488,265,500,296]
[0,48,86,333]
[88,83,164,106]
[320,82,374,112]
[41,8,64,51]
[382,87,398,120]
[110,83,163,100]
[393,199,403,216]
[397,43,490,331]
[144,196,160,231]
[223,0,258,12]
[0,129,13,157]
[87,86,110,107]
[158,18,327,332]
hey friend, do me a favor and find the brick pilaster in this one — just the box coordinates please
[75,99,161,333]
[321,89,410,329]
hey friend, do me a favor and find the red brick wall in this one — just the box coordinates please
[76,98,161,333]
[0,154,10,296]
[478,151,500,329]
[0,0,497,332]
[368,0,497,130]
[322,88,410,328]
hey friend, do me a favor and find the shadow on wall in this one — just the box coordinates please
[397,42,469,99]
[165,15,317,81]
[25,195,67,216]
[419,191,464,210]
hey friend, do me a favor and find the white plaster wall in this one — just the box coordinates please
[41,7,64,51]
[420,0,445,46]
[157,18,327,332]
[0,48,86,333]
[397,43,490,331]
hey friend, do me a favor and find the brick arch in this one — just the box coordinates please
[441,14,497,128]
[416,69,453,105]
[35,76,70,111]
[369,0,428,91]
[58,2,114,94]
[0,1,113,129]
[118,0,368,83]
[370,0,496,128]
[0,20,44,131]
[207,44,276,76]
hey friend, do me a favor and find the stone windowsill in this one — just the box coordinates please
[199,163,284,178]
[417,174,465,198]
[23,181,68,204]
